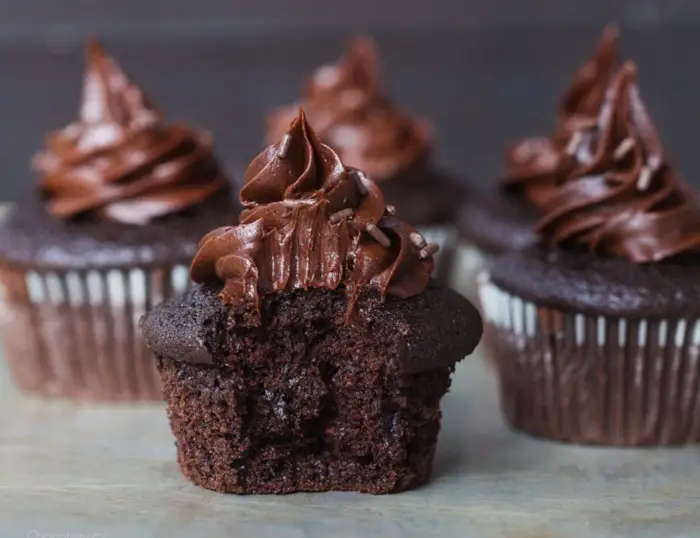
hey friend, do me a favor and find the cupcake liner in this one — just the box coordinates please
[478,274,700,445]
[449,240,490,305]
[416,225,458,284]
[0,262,191,400]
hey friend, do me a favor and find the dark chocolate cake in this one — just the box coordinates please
[480,62,700,445]
[143,109,482,493]
[0,39,238,400]
[457,187,538,256]
[146,284,479,494]
[490,246,700,320]
[0,194,235,269]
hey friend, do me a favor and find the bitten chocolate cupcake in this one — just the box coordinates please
[142,110,482,494]
[267,36,466,281]
[454,25,619,300]
[0,40,238,400]
[479,62,700,445]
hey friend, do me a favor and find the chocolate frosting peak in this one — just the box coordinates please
[267,37,431,181]
[503,25,619,207]
[191,109,434,322]
[537,62,700,263]
[35,39,228,225]
[558,23,619,136]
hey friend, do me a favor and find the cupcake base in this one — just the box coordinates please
[144,284,482,493]
[0,194,238,400]
[0,263,190,400]
[480,276,700,446]
[159,356,450,494]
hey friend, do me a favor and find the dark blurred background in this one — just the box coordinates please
[0,0,695,200]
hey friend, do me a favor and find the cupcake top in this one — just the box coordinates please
[266,37,431,182]
[190,109,435,323]
[502,25,619,207]
[537,62,700,263]
[490,63,700,319]
[34,40,229,225]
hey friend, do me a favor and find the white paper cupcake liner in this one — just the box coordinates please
[0,263,191,400]
[449,240,491,304]
[478,273,700,445]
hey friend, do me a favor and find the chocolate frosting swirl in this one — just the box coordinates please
[266,37,431,181]
[35,40,228,225]
[191,109,435,322]
[503,25,619,207]
[536,62,700,263]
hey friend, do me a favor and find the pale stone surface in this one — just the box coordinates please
[0,345,698,538]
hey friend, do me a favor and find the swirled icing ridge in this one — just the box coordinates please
[267,37,431,181]
[191,109,434,322]
[536,62,700,263]
[35,39,228,225]
[502,25,619,208]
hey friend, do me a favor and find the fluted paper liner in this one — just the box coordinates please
[479,274,700,445]
[450,241,490,305]
[0,263,191,400]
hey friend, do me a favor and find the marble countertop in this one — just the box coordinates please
[0,344,698,538]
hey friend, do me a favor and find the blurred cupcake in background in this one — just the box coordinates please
[267,36,466,281]
[454,25,619,301]
[480,62,700,445]
[0,39,239,400]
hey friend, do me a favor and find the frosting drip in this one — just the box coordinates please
[191,110,434,322]
[503,25,619,207]
[35,39,228,225]
[537,62,700,263]
[266,37,431,181]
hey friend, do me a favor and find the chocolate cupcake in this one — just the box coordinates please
[454,25,619,300]
[0,40,238,400]
[267,36,465,281]
[479,62,700,445]
[142,110,482,494]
